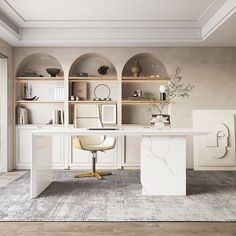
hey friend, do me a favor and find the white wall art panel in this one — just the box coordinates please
[193,110,236,170]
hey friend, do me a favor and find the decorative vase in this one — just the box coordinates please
[131,62,142,77]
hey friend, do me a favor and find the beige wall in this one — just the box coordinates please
[0,39,14,171]
[13,47,236,168]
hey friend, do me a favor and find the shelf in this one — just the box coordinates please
[69,100,117,104]
[69,76,117,82]
[122,76,168,82]
[16,124,65,128]
[16,100,64,104]
[16,77,64,82]
[122,99,168,105]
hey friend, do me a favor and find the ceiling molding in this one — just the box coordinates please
[197,0,227,25]
[0,8,21,44]
[1,0,225,27]
[0,0,235,47]
[0,24,20,45]
[202,0,236,39]
[0,0,24,25]
[0,8,20,34]
[21,27,201,40]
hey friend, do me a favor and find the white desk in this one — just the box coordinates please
[31,127,207,198]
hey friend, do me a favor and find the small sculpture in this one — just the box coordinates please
[23,83,32,99]
[131,61,142,77]
[98,65,109,75]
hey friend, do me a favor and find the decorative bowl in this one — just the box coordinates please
[46,68,61,77]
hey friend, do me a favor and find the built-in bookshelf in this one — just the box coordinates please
[14,51,171,170]
[15,54,65,125]
[15,52,169,127]
[121,53,169,124]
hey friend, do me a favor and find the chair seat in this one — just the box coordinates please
[82,137,116,151]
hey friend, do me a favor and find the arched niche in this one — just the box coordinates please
[69,53,117,77]
[16,53,64,77]
[122,53,168,78]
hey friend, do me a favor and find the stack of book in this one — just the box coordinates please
[52,110,64,125]
[16,107,29,124]
[54,86,65,100]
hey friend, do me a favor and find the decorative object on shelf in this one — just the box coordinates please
[98,65,109,76]
[22,96,39,101]
[154,115,165,129]
[76,72,88,77]
[72,82,87,100]
[54,86,65,100]
[46,68,61,77]
[52,110,64,125]
[93,84,111,101]
[149,67,194,128]
[131,61,142,77]
[70,95,75,101]
[21,71,43,77]
[150,67,195,115]
[16,106,29,124]
[150,64,160,78]
[159,85,166,101]
[132,89,142,98]
[23,82,32,99]
[101,104,117,124]
[149,114,170,125]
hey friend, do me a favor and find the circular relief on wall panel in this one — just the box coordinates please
[94,84,111,100]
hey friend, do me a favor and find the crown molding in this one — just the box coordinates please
[202,0,236,39]
[197,0,227,26]
[0,0,227,28]
[0,0,236,47]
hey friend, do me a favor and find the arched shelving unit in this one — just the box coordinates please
[68,53,118,125]
[15,53,65,125]
[121,53,169,124]
[69,53,116,78]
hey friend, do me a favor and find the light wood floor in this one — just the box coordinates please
[0,171,26,188]
[0,222,235,236]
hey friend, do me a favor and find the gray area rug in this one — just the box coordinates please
[0,170,235,221]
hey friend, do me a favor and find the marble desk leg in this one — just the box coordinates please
[31,135,53,198]
[141,135,186,196]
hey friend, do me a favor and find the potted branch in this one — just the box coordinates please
[150,67,194,128]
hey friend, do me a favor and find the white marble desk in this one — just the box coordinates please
[31,127,208,198]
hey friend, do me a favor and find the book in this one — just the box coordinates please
[72,82,87,100]
[52,110,64,125]
[16,107,29,124]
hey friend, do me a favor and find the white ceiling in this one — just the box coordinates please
[0,0,236,46]
[2,0,218,21]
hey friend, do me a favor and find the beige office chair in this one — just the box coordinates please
[73,104,116,180]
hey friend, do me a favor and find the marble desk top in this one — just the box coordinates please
[32,127,208,136]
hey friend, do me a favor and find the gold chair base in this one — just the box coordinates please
[74,171,112,180]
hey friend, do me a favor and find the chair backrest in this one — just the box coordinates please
[74,104,104,146]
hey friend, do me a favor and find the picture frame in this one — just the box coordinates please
[101,104,117,124]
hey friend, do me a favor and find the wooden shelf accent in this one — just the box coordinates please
[122,76,169,82]
[122,99,168,105]
[16,77,64,82]
[16,100,64,104]
[16,124,64,127]
[69,100,117,104]
[69,76,117,82]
